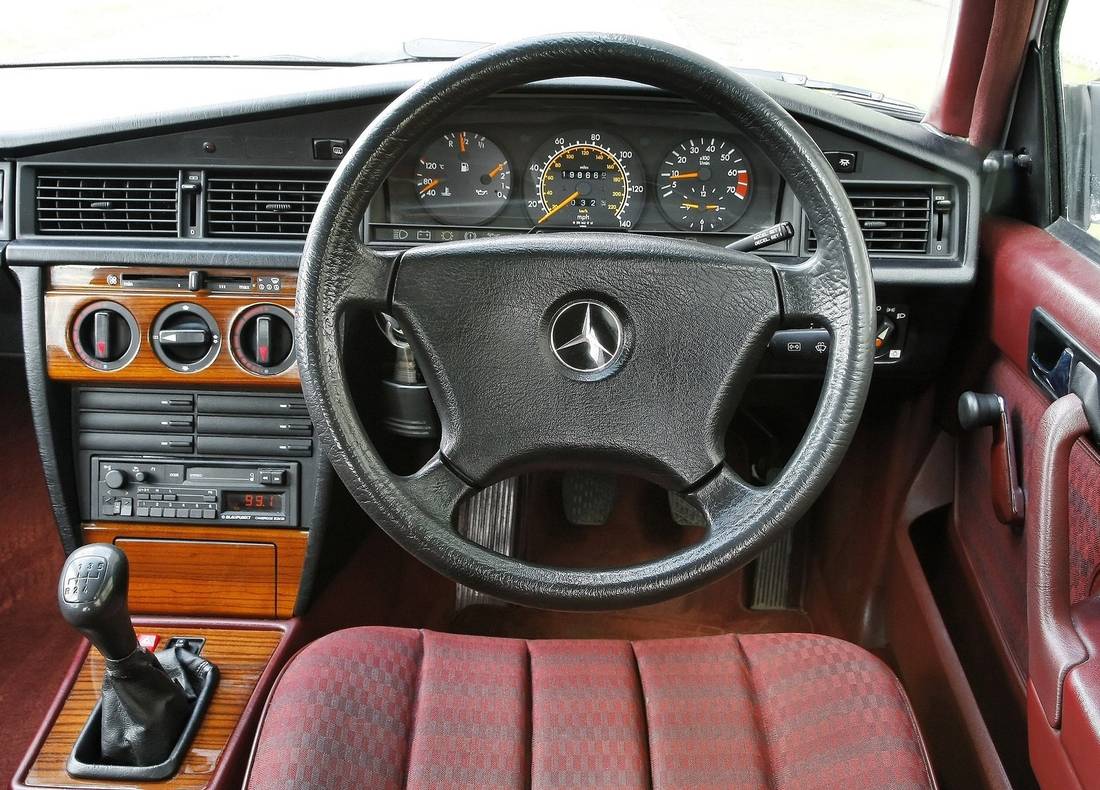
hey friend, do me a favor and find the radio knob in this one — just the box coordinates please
[103,470,127,490]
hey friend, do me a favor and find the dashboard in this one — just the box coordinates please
[0,61,984,624]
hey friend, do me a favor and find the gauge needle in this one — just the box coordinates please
[538,191,581,224]
[705,204,720,210]
[458,133,467,153]
[487,162,506,179]
[681,201,700,210]
[670,172,700,181]
[419,178,441,194]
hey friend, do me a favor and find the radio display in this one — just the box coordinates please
[224,492,283,512]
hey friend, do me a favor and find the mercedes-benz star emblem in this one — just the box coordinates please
[550,300,624,374]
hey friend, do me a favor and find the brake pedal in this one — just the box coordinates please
[561,472,618,526]
[455,478,519,609]
[667,491,706,527]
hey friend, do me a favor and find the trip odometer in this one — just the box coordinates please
[526,131,644,229]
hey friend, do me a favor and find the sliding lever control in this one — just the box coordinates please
[58,544,139,661]
[959,391,1025,526]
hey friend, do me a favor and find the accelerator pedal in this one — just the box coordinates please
[455,478,520,610]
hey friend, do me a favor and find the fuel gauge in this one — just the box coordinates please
[415,131,512,226]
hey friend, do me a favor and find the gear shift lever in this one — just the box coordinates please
[58,544,139,660]
[57,545,219,776]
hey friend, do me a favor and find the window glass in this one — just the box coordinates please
[2,0,955,112]
[1059,1,1100,238]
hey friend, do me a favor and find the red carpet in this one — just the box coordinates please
[0,360,81,784]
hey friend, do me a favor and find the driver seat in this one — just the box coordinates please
[246,627,935,789]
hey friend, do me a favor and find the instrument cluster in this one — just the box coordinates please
[370,103,781,245]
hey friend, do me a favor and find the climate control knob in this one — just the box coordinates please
[71,301,139,371]
[231,304,295,376]
[151,303,220,372]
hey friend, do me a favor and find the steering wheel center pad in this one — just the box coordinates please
[392,232,780,489]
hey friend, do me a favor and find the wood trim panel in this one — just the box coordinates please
[83,523,307,619]
[114,538,277,618]
[45,265,299,388]
[21,624,283,790]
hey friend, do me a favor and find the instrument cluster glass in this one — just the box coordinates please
[372,105,779,246]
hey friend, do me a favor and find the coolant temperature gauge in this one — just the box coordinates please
[415,131,512,226]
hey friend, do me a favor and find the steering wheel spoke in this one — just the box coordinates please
[773,248,851,330]
[328,239,398,313]
[399,453,475,529]
[686,465,770,538]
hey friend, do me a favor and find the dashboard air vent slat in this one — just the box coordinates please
[806,185,933,254]
[36,173,180,236]
[206,172,330,240]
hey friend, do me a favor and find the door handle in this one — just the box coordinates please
[1031,346,1075,399]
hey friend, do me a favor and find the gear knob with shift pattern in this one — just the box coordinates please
[58,544,139,660]
[57,544,219,778]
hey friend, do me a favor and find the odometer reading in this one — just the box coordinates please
[658,138,752,232]
[526,131,645,229]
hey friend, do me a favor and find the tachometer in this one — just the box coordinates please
[657,137,752,232]
[415,131,511,225]
[525,131,644,229]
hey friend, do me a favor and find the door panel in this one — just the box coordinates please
[965,217,1100,789]
[954,357,1044,689]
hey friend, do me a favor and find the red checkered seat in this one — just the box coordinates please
[246,627,934,789]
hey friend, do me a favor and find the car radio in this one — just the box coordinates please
[92,457,299,527]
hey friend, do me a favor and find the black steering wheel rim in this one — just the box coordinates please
[297,33,875,611]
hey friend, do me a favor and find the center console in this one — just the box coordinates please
[23,263,329,626]
[9,262,326,789]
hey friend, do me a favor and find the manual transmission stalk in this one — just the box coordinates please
[58,545,217,775]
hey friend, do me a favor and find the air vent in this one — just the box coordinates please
[206,171,330,239]
[806,186,932,254]
[36,172,180,236]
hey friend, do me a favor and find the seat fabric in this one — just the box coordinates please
[246,626,934,790]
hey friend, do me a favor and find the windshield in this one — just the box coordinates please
[3,0,955,110]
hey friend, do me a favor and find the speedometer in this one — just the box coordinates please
[525,131,645,229]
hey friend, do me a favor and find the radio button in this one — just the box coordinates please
[164,494,177,501]
[162,508,176,518]
[259,469,286,485]
[149,507,163,517]
[137,506,149,518]
[188,509,203,519]
[202,510,216,519]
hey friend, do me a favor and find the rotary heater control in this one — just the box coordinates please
[151,303,221,372]
[71,301,140,371]
[231,304,295,376]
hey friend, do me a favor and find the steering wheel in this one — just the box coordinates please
[297,34,874,610]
